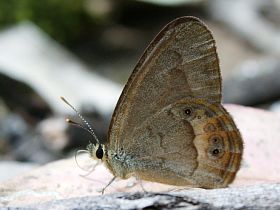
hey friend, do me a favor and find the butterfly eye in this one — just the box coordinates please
[184,108,192,115]
[96,145,104,159]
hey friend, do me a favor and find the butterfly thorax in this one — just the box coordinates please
[86,142,135,178]
[104,148,141,179]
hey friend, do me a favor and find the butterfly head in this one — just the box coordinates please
[61,97,105,160]
[87,143,105,160]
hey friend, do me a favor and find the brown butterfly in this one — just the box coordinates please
[63,16,243,193]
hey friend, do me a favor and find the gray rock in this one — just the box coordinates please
[0,161,37,182]
[10,183,280,209]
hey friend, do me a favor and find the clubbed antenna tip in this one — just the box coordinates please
[61,96,100,145]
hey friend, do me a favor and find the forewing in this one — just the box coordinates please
[108,17,221,152]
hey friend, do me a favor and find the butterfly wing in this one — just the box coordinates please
[106,17,242,188]
[109,16,221,147]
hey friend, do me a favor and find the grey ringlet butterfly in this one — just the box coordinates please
[62,16,243,194]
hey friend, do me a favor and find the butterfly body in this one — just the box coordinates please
[86,16,243,189]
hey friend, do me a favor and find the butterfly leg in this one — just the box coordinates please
[135,176,148,193]
[101,176,116,195]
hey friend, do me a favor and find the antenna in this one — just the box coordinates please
[61,97,101,145]
[66,118,94,143]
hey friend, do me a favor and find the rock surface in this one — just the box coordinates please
[27,184,280,209]
[1,104,280,209]
[0,161,38,182]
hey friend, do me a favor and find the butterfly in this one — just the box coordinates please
[62,16,243,193]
